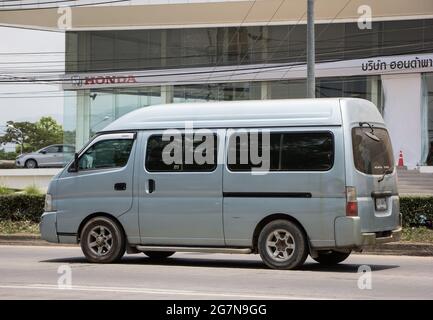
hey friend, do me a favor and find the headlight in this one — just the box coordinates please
[44,193,54,212]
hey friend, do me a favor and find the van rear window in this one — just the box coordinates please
[352,127,394,175]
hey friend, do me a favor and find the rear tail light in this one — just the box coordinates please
[346,186,358,216]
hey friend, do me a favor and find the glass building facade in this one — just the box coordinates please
[64,18,433,167]
[66,19,433,72]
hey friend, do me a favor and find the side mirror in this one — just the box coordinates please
[40,150,47,154]
[69,153,79,172]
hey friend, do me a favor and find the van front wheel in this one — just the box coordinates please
[312,251,351,266]
[258,219,308,270]
[80,217,125,263]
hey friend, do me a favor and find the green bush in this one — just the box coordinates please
[0,151,17,161]
[0,185,13,195]
[0,162,16,169]
[0,194,45,223]
[400,196,433,227]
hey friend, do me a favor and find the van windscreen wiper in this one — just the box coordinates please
[359,122,380,142]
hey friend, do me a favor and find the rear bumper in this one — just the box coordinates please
[361,227,402,246]
[334,216,401,249]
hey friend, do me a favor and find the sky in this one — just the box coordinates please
[0,26,65,129]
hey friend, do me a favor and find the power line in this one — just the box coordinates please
[0,0,79,8]
[274,0,354,94]
[0,0,130,11]
[1,41,433,84]
[205,0,258,84]
[0,21,431,66]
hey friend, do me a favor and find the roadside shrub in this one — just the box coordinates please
[0,194,45,222]
[400,196,433,227]
[0,185,13,195]
[0,162,16,169]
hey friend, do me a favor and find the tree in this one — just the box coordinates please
[0,117,63,153]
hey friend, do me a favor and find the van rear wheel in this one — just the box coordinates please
[143,251,175,259]
[80,217,125,263]
[258,219,308,270]
[313,251,351,266]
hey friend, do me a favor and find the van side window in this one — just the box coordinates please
[145,134,217,172]
[227,131,334,171]
[78,139,134,170]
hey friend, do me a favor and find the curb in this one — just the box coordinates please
[0,234,433,255]
[0,234,77,247]
[360,242,433,256]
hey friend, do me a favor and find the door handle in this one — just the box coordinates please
[114,182,127,191]
[146,179,155,194]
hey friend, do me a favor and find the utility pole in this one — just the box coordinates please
[307,0,316,98]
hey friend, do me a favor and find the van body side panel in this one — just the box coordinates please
[223,127,346,248]
[118,133,143,245]
[138,130,225,246]
[54,137,137,236]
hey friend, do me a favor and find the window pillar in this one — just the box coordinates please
[75,89,90,149]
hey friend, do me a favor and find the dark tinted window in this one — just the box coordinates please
[352,127,394,175]
[79,139,133,170]
[44,146,62,153]
[63,145,75,153]
[146,134,217,172]
[227,132,334,171]
[67,19,433,73]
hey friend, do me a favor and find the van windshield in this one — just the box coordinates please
[352,127,394,175]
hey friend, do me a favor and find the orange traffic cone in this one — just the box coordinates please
[397,150,406,169]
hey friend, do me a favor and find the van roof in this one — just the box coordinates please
[100,98,373,132]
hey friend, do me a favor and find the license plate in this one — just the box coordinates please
[375,197,387,211]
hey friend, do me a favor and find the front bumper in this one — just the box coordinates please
[39,211,58,243]
[15,159,23,167]
[335,216,402,248]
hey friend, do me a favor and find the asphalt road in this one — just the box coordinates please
[0,245,432,300]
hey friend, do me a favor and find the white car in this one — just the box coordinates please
[15,144,75,168]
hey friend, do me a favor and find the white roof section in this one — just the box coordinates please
[100,98,349,132]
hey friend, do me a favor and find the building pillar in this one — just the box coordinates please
[369,76,382,113]
[161,85,174,104]
[75,89,90,149]
[382,73,422,169]
[261,81,270,100]
[161,30,167,68]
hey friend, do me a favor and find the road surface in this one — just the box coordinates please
[0,245,432,299]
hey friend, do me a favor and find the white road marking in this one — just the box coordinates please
[0,283,324,300]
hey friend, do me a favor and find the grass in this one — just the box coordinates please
[0,220,39,234]
[0,185,14,195]
[401,227,433,243]
[23,185,42,195]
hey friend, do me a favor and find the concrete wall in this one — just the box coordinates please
[0,169,61,193]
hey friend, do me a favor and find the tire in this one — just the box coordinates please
[80,216,126,263]
[25,159,38,168]
[143,251,175,259]
[312,251,351,266]
[258,219,308,270]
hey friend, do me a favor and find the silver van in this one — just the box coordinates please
[40,98,401,270]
